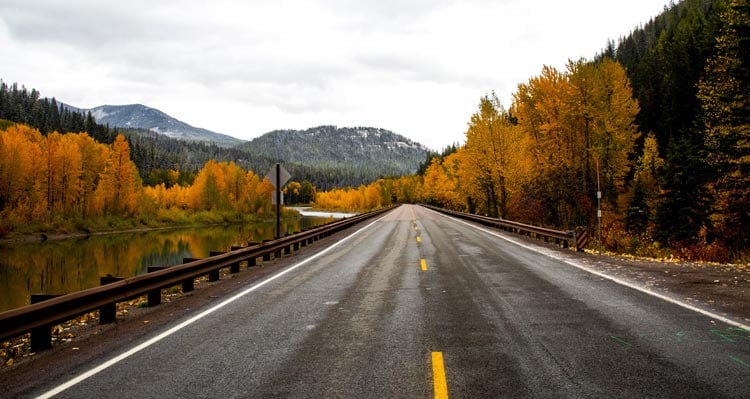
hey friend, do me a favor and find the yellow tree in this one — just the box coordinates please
[463,93,526,218]
[95,135,143,215]
[72,133,109,216]
[423,157,462,210]
[512,60,639,228]
[560,59,640,205]
[57,134,84,214]
[0,124,42,218]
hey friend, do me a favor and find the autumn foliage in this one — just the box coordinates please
[0,123,277,234]
[418,59,640,236]
[0,125,140,226]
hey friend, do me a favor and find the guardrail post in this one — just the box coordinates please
[30,294,60,352]
[180,258,197,292]
[147,266,169,306]
[99,276,124,324]
[262,240,273,261]
[243,243,259,267]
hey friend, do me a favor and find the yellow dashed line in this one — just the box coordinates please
[432,352,449,399]
[420,258,428,271]
[416,236,422,243]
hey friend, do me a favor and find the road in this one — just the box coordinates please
[26,205,750,398]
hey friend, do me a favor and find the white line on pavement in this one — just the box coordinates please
[424,206,750,331]
[37,212,391,399]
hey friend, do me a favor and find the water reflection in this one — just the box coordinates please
[0,216,334,312]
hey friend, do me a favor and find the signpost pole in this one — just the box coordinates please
[266,162,290,240]
[276,163,281,239]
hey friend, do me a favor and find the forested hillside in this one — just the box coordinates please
[236,126,429,190]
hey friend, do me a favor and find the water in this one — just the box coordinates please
[0,216,335,312]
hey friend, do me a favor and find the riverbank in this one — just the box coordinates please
[288,207,358,219]
[0,208,303,245]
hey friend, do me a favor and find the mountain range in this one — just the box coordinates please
[67,103,243,147]
[54,102,430,187]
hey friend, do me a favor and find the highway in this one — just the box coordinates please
[27,205,750,398]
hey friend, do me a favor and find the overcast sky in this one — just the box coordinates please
[1,0,669,150]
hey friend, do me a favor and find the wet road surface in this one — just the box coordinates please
[26,205,750,398]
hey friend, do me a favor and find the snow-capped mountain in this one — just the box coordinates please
[73,104,243,147]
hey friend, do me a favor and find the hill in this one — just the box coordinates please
[69,104,244,148]
[238,126,429,179]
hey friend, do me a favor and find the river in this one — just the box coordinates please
[0,214,342,312]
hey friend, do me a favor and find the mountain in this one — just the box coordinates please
[72,104,244,147]
[237,126,430,180]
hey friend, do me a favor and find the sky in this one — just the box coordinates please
[0,0,670,151]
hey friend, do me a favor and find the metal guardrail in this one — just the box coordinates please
[0,206,394,349]
[421,204,587,252]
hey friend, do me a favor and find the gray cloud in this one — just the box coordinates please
[0,0,670,150]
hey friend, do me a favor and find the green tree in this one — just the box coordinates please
[697,0,750,251]
[656,136,713,244]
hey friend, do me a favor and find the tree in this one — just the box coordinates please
[463,93,523,218]
[627,133,664,234]
[697,0,750,251]
[656,136,713,245]
[95,135,143,215]
[512,60,640,228]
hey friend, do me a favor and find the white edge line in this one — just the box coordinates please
[423,206,750,331]
[37,212,392,399]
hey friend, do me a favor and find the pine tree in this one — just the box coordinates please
[697,0,750,251]
[656,135,713,245]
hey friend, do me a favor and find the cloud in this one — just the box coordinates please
[0,0,670,150]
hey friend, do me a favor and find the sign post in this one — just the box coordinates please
[265,163,291,238]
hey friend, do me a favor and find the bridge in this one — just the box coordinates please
[3,205,749,398]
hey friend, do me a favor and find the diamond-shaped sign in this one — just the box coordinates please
[265,164,291,188]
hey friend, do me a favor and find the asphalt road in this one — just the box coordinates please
[27,205,750,398]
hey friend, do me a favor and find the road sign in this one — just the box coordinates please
[271,192,284,205]
[265,164,291,188]
[266,163,291,239]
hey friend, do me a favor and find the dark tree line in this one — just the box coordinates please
[601,0,749,257]
[0,81,113,143]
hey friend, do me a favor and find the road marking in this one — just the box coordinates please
[416,236,422,243]
[728,354,750,368]
[421,258,428,271]
[427,207,750,331]
[432,352,449,399]
[36,212,394,399]
[610,335,636,347]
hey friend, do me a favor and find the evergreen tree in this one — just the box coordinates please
[656,135,713,245]
[697,0,750,251]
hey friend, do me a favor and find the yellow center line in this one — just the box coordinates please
[416,236,422,243]
[420,258,428,271]
[432,352,449,399]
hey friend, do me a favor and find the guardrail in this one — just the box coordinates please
[0,206,394,350]
[421,204,587,252]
